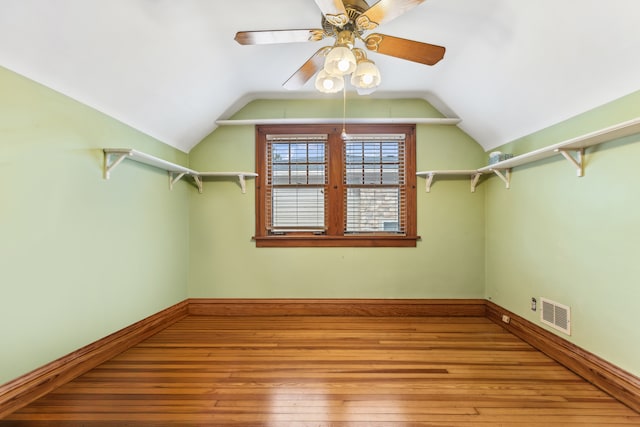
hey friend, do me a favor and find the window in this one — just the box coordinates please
[255,124,417,247]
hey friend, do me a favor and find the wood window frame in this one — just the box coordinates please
[254,123,418,248]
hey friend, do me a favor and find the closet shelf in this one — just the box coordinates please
[417,117,640,192]
[416,170,482,193]
[215,117,461,126]
[198,172,259,194]
[103,148,257,194]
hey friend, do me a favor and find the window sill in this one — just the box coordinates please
[253,235,420,248]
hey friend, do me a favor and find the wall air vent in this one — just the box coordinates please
[540,297,571,335]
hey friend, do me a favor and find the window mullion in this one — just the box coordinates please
[327,132,344,236]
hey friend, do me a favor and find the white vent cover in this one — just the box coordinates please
[540,297,571,335]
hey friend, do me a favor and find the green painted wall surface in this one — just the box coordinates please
[5,62,637,389]
[189,99,486,299]
[485,90,640,376]
[0,67,189,384]
[229,98,446,120]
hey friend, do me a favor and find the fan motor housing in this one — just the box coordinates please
[322,0,369,37]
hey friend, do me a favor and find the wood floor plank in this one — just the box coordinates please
[1,315,638,426]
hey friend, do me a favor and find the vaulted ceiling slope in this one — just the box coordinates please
[1,0,639,153]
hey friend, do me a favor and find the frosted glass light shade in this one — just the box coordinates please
[356,87,377,96]
[351,60,381,90]
[324,46,357,76]
[315,70,344,93]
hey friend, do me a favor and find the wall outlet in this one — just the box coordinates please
[501,314,510,324]
[531,297,537,311]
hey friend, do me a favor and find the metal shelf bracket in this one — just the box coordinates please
[192,175,203,194]
[556,148,585,176]
[425,173,435,193]
[169,172,185,191]
[169,172,203,193]
[491,169,511,189]
[471,173,482,193]
[237,174,248,194]
[104,152,128,180]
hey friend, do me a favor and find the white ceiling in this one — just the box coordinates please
[1,0,639,153]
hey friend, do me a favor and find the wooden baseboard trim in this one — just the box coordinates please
[3,298,637,417]
[485,300,640,413]
[187,298,488,317]
[0,299,189,419]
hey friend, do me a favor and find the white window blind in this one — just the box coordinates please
[266,134,328,232]
[344,134,406,234]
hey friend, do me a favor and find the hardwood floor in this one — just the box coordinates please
[2,315,638,426]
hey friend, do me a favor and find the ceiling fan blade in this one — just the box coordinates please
[235,29,325,45]
[356,0,426,30]
[313,0,350,27]
[365,33,445,65]
[283,46,332,90]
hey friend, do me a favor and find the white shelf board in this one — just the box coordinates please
[103,148,257,194]
[416,117,640,192]
[199,172,259,193]
[416,170,482,193]
[477,117,640,173]
[561,116,640,149]
[216,117,461,126]
[104,148,196,175]
[198,172,258,177]
[417,170,478,176]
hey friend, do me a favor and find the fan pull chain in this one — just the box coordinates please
[341,86,348,140]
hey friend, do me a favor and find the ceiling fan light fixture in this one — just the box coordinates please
[323,30,357,76]
[236,2,448,95]
[315,69,344,93]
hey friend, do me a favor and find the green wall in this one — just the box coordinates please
[3,62,638,387]
[0,67,189,384]
[188,99,486,299]
[485,90,640,376]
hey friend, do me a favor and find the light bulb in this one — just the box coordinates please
[323,79,334,90]
[338,59,351,72]
[361,74,374,85]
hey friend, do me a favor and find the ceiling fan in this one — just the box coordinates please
[234,0,445,94]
